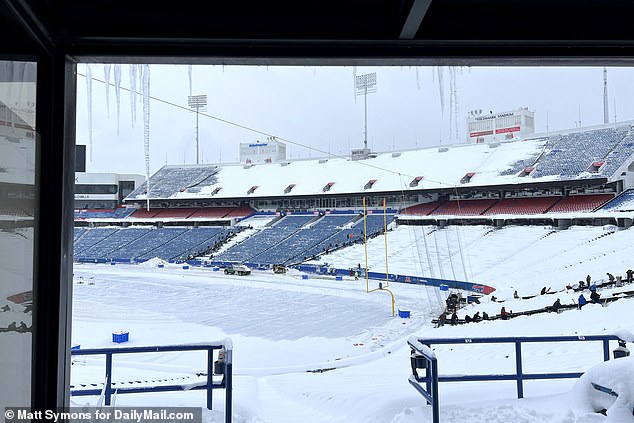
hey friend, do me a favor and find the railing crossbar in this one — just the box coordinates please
[70,341,232,423]
[408,335,624,423]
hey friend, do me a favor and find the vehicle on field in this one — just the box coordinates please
[224,264,251,276]
[273,265,287,274]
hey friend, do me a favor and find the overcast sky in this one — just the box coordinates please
[75,65,634,176]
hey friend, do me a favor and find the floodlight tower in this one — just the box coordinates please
[188,94,207,164]
[355,72,377,150]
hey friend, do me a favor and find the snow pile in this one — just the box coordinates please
[138,257,168,268]
[568,356,634,422]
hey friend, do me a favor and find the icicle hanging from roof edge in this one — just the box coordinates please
[86,64,93,162]
[453,67,460,143]
[129,64,137,127]
[353,66,357,104]
[138,64,144,105]
[142,64,151,211]
[188,65,192,97]
[114,64,121,135]
[415,68,420,90]
[437,66,445,118]
[103,64,111,118]
[449,67,455,143]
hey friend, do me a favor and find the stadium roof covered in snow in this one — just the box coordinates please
[126,123,634,201]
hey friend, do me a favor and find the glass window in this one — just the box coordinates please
[74,184,118,194]
[0,59,37,410]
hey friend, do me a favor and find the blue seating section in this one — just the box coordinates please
[599,189,634,211]
[73,226,238,262]
[598,131,634,177]
[249,214,357,264]
[108,227,188,260]
[531,128,626,179]
[298,213,395,264]
[74,228,86,242]
[216,214,316,262]
[137,227,225,261]
[126,165,219,200]
[216,212,395,265]
[72,212,396,265]
[74,227,120,256]
[76,227,153,260]
[498,137,549,176]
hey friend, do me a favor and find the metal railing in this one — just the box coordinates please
[71,340,232,422]
[408,334,624,423]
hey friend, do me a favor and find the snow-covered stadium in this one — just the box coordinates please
[73,121,634,274]
[66,120,634,422]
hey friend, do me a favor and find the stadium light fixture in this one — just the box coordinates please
[188,94,207,164]
[355,72,377,150]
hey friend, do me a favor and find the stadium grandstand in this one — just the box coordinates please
[72,120,634,266]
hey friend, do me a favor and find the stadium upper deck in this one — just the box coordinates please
[125,122,634,204]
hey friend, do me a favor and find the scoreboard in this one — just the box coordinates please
[467,107,535,143]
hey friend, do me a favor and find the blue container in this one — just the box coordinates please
[213,267,219,271]
[182,265,190,270]
[302,274,309,280]
[398,309,411,318]
[112,331,129,343]
[110,261,116,266]
[336,276,343,281]
[439,284,449,291]
[157,264,164,268]
[71,344,81,350]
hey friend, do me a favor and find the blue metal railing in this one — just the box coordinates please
[71,340,232,422]
[408,334,624,423]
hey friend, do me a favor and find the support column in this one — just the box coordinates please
[32,52,77,410]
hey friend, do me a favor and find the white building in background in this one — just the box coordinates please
[239,139,287,164]
[467,107,535,143]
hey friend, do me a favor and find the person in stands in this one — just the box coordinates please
[607,272,615,283]
[500,307,510,320]
[482,311,489,320]
[578,293,587,309]
[590,290,601,304]
[513,290,519,299]
[464,314,472,323]
[450,311,458,325]
[549,298,562,313]
[472,311,482,322]
[436,312,447,328]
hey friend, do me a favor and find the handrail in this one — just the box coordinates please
[407,334,624,423]
[71,340,232,422]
